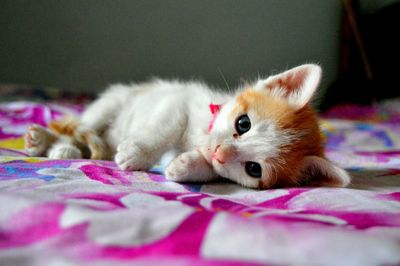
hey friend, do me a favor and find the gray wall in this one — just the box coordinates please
[0,0,342,93]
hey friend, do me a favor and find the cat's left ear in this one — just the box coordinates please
[299,156,351,187]
[255,64,322,109]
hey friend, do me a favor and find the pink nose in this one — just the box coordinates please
[213,144,237,164]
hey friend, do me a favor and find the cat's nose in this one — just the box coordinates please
[213,144,237,164]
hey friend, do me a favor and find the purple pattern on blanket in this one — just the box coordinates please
[0,102,82,138]
[1,101,400,265]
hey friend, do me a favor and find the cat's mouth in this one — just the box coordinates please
[211,158,227,179]
[212,154,225,164]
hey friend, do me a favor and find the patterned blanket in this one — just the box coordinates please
[1,100,400,266]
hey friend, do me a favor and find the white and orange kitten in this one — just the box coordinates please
[25,64,350,189]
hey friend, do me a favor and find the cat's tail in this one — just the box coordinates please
[48,117,108,160]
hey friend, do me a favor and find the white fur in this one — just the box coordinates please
[31,64,349,189]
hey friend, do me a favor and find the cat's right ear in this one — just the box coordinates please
[299,156,351,187]
[255,64,322,109]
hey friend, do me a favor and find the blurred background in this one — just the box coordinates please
[0,0,399,109]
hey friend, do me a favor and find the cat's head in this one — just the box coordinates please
[204,64,350,189]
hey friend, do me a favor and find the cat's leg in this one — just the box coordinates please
[114,109,187,171]
[24,85,129,159]
[52,85,131,160]
[165,150,216,182]
[25,124,58,156]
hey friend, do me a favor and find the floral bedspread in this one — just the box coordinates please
[1,101,400,266]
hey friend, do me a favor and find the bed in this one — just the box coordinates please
[1,85,400,266]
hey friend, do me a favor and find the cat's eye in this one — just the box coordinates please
[235,114,251,135]
[245,161,262,178]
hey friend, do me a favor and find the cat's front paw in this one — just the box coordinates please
[165,151,214,182]
[115,141,152,171]
[165,154,192,182]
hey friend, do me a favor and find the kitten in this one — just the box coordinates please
[25,64,350,189]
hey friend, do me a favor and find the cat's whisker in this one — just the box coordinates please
[217,67,231,93]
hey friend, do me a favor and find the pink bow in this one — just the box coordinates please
[208,103,223,133]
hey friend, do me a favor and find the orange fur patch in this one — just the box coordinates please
[233,89,296,124]
[81,132,103,160]
[48,119,78,136]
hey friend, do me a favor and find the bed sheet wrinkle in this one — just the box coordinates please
[1,100,400,265]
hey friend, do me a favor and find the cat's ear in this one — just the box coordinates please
[255,64,322,109]
[299,156,351,187]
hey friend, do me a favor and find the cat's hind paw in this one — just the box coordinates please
[47,142,82,159]
[25,124,57,156]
